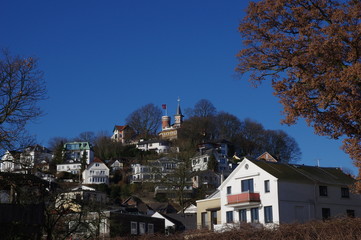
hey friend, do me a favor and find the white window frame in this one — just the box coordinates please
[139,222,146,235]
[131,221,137,235]
[148,223,154,234]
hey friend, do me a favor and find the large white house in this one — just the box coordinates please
[131,157,179,183]
[0,145,52,173]
[210,158,361,230]
[136,139,171,154]
[63,142,94,164]
[191,141,232,175]
[56,161,81,175]
[82,158,109,184]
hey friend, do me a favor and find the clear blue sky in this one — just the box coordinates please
[0,0,356,174]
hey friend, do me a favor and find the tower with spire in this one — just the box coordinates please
[159,98,183,140]
[174,97,183,128]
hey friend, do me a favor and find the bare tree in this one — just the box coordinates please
[186,99,217,118]
[0,49,46,151]
[73,131,96,145]
[125,103,162,139]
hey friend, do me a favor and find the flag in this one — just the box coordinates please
[162,104,167,109]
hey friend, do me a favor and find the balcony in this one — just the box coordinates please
[227,192,260,205]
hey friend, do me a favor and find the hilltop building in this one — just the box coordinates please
[159,98,184,140]
[111,125,135,144]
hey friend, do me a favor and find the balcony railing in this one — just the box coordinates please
[227,192,260,205]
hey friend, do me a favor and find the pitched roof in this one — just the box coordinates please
[93,157,104,163]
[251,159,355,185]
[114,125,128,131]
[148,202,178,214]
[257,152,278,162]
[219,158,355,190]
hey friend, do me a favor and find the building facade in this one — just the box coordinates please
[212,158,361,231]
[158,99,183,140]
[63,142,94,164]
[82,158,110,184]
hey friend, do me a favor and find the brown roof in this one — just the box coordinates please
[93,157,104,163]
[114,125,128,131]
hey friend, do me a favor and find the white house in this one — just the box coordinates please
[56,185,108,212]
[191,141,232,174]
[136,139,171,153]
[56,161,81,175]
[63,142,94,164]
[111,125,134,144]
[131,157,179,183]
[214,158,361,230]
[107,159,124,172]
[0,151,21,172]
[0,145,52,173]
[82,158,109,184]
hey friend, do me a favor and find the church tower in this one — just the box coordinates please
[174,97,183,128]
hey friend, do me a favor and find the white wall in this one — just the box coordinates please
[219,159,280,226]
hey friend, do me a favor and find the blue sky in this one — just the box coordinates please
[0,0,356,174]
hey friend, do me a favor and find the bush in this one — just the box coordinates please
[112,217,361,240]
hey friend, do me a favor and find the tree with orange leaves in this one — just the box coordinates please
[236,0,361,185]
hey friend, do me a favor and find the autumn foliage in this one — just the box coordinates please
[236,0,361,187]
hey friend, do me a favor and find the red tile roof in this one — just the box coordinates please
[114,125,128,131]
[93,157,104,163]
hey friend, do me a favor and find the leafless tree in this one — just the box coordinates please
[125,103,162,139]
[0,49,46,151]
[186,99,217,118]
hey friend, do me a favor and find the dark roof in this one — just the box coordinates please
[122,196,152,214]
[251,159,355,185]
[148,202,178,214]
[193,169,220,177]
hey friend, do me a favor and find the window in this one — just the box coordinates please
[227,186,232,195]
[226,211,233,223]
[148,223,154,234]
[347,209,355,218]
[241,179,254,192]
[319,186,328,196]
[204,157,207,163]
[201,212,208,228]
[264,180,270,193]
[264,206,273,223]
[131,222,137,235]
[139,222,145,235]
[322,208,331,220]
[251,208,259,223]
[341,187,350,198]
[239,209,247,222]
[211,211,218,225]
